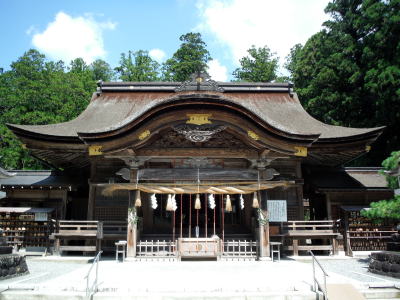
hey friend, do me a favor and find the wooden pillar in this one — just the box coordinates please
[258,164,270,258]
[126,168,138,258]
[87,184,96,220]
[326,193,332,220]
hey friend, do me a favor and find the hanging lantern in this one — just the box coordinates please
[225,195,232,212]
[208,193,216,209]
[172,194,177,211]
[134,190,142,207]
[166,194,174,211]
[151,193,158,209]
[195,194,201,210]
[239,194,244,210]
[252,192,259,208]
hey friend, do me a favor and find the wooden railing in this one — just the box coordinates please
[222,240,257,259]
[282,220,341,256]
[52,220,103,255]
[136,240,177,258]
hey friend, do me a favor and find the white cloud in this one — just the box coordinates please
[207,59,228,81]
[197,0,330,69]
[32,12,116,64]
[149,48,166,62]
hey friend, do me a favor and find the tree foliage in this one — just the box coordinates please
[0,49,96,169]
[288,0,400,165]
[115,50,160,81]
[233,45,279,82]
[162,32,211,82]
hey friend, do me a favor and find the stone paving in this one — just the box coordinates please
[0,253,398,299]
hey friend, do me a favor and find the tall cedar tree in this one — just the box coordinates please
[162,33,211,82]
[288,0,400,165]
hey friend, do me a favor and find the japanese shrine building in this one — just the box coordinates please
[2,75,392,257]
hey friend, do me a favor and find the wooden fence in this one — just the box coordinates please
[222,240,257,260]
[136,240,177,260]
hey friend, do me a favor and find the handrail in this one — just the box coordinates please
[85,250,103,299]
[309,250,328,300]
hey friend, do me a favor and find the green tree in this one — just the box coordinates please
[362,151,400,220]
[90,59,114,81]
[233,45,279,82]
[115,50,160,81]
[0,50,96,169]
[284,43,303,81]
[289,0,400,165]
[162,32,212,82]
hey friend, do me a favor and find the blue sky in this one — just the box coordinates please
[0,0,331,81]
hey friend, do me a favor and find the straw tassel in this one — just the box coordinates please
[252,192,259,208]
[225,195,232,212]
[166,194,174,211]
[135,190,142,207]
[195,194,201,210]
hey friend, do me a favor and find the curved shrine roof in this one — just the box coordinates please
[8,82,383,142]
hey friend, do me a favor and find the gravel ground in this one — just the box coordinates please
[297,256,400,283]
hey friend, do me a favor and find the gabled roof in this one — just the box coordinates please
[8,82,383,141]
[7,80,385,168]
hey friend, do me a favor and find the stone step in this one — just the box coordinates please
[361,288,400,299]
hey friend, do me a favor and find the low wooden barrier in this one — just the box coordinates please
[51,220,103,255]
[222,240,257,260]
[136,240,177,259]
[178,238,220,259]
[282,220,341,256]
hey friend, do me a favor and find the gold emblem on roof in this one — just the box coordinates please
[138,130,151,140]
[247,130,259,140]
[88,145,103,156]
[186,114,212,125]
[294,146,307,157]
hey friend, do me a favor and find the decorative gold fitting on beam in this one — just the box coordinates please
[247,130,259,140]
[366,145,371,152]
[186,114,212,125]
[88,145,103,156]
[138,130,150,140]
[294,146,307,157]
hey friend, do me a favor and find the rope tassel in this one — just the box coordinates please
[135,190,142,207]
[166,194,173,211]
[225,195,232,212]
[252,192,259,208]
[195,193,201,210]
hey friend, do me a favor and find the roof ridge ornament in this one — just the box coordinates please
[175,71,225,92]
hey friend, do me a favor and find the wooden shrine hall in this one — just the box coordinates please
[4,73,389,259]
